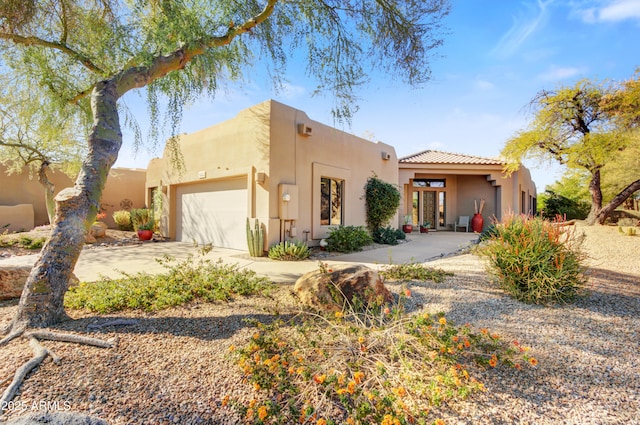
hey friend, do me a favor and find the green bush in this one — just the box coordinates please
[65,251,272,313]
[112,210,133,230]
[268,240,311,261]
[372,226,400,245]
[395,228,406,240]
[130,208,153,231]
[326,225,373,253]
[365,175,400,231]
[381,262,453,283]
[477,214,587,304]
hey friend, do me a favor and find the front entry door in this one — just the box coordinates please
[412,190,439,229]
[422,191,437,229]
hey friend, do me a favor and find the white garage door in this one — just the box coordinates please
[176,177,248,250]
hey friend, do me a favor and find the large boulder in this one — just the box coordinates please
[1,266,78,300]
[293,264,393,311]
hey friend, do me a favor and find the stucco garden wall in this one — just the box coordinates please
[0,164,146,230]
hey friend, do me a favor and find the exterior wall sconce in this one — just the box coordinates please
[282,193,291,202]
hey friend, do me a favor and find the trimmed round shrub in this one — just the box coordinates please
[372,226,400,245]
[477,214,587,304]
[326,225,373,253]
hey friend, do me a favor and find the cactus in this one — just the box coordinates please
[246,217,264,257]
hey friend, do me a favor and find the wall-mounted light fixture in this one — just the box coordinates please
[282,193,291,202]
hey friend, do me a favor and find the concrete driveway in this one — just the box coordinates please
[0,231,479,283]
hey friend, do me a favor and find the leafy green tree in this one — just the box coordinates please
[537,170,590,219]
[0,80,85,223]
[0,0,450,339]
[502,78,640,225]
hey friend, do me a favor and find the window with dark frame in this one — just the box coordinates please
[412,179,446,188]
[321,177,343,225]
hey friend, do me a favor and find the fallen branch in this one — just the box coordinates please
[87,319,139,330]
[0,330,115,408]
[25,330,116,348]
[0,337,49,409]
[0,325,26,348]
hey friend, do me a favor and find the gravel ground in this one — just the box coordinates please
[1,223,639,424]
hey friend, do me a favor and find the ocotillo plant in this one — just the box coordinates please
[246,217,264,257]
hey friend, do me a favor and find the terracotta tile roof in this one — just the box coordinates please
[399,150,504,165]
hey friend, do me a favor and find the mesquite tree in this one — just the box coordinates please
[0,0,450,336]
[501,77,640,225]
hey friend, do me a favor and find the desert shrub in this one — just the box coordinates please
[229,271,535,425]
[382,262,453,283]
[130,208,152,231]
[539,190,589,220]
[326,225,373,253]
[372,226,401,245]
[365,175,400,231]
[477,214,587,304]
[618,224,637,236]
[395,228,406,240]
[0,235,46,250]
[65,249,272,312]
[112,210,133,230]
[617,217,638,227]
[268,240,311,261]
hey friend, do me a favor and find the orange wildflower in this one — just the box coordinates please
[258,406,268,421]
[314,374,327,384]
[489,355,498,368]
[347,381,356,394]
[221,395,229,407]
[529,357,538,366]
[438,317,447,326]
[354,371,365,384]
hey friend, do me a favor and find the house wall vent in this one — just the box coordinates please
[297,123,313,137]
[381,151,391,160]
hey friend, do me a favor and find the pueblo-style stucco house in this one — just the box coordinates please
[398,151,537,232]
[145,100,398,250]
[146,100,537,250]
[1,100,537,251]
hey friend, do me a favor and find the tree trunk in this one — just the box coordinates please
[38,161,56,225]
[7,80,121,331]
[585,169,603,225]
[593,179,640,224]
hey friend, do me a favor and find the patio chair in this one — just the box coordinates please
[454,216,470,232]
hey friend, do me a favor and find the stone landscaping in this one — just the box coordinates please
[0,223,638,424]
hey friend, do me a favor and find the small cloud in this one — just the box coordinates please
[475,79,495,91]
[492,0,553,58]
[599,0,640,21]
[279,83,306,99]
[538,66,585,81]
[574,0,640,23]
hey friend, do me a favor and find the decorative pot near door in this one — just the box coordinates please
[471,213,484,233]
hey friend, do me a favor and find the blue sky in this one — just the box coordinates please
[115,0,640,191]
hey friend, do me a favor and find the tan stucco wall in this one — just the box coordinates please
[0,204,34,232]
[0,164,146,230]
[100,168,148,228]
[268,101,398,244]
[146,100,399,250]
[0,164,73,227]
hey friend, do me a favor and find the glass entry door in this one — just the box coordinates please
[412,191,439,229]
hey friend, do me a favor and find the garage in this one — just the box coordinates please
[176,177,248,250]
